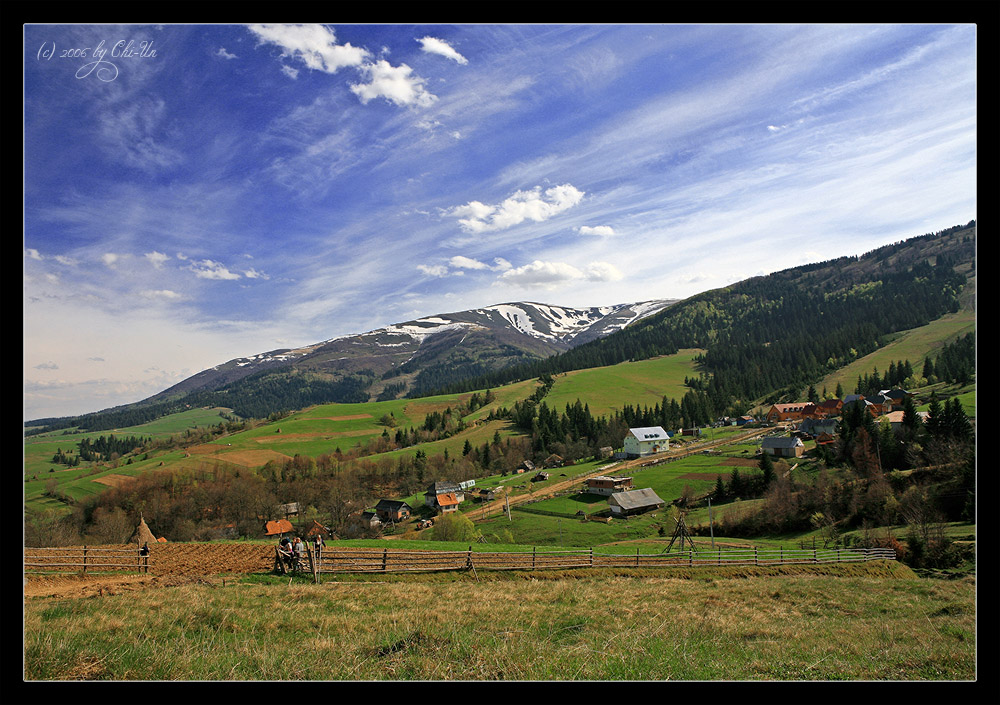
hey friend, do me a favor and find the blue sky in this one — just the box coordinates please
[23,24,977,421]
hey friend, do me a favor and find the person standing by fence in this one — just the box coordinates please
[313,534,324,564]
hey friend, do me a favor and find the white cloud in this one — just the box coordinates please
[281,65,300,80]
[578,225,617,236]
[243,268,270,280]
[417,36,468,65]
[248,24,369,74]
[584,261,624,282]
[447,184,585,233]
[449,255,490,270]
[139,289,183,300]
[101,253,120,268]
[188,259,241,280]
[350,60,437,108]
[25,248,43,261]
[417,264,448,277]
[216,47,237,60]
[497,259,624,289]
[145,251,170,268]
[54,255,78,266]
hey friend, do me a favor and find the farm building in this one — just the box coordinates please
[623,427,669,458]
[263,518,294,538]
[760,437,805,458]
[543,454,565,469]
[352,511,381,530]
[737,415,756,426]
[425,481,465,508]
[532,471,551,482]
[799,418,839,438]
[765,403,809,422]
[812,399,843,418]
[477,488,497,502]
[278,501,300,518]
[435,492,460,514]
[585,475,634,496]
[375,499,412,523]
[515,460,535,474]
[303,520,332,538]
[608,488,665,517]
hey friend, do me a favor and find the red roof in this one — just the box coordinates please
[437,492,459,507]
[264,519,294,536]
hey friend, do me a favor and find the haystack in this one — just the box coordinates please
[131,515,157,545]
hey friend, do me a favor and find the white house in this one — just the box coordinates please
[623,427,669,458]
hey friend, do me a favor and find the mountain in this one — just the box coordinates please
[140,300,678,410]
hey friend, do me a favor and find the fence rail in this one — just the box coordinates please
[24,546,150,575]
[305,546,895,581]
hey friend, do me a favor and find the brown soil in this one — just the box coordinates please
[91,474,134,487]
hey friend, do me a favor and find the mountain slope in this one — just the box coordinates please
[40,299,669,428]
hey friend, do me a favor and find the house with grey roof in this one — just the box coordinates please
[760,436,805,458]
[623,427,669,458]
[608,488,665,517]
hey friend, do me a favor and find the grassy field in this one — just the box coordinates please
[545,349,704,416]
[818,309,975,398]
[23,564,976,681]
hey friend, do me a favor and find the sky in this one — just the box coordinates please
[23,23,977,421]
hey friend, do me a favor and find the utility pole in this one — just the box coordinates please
[708,497,715,550]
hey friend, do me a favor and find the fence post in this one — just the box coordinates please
[590,547,593,567]
[689,549,693,567]
[636,546,640,567]
[780,546,783,564]
[382,548,388,572]
[754,546,758,566]
[467,545,473,570]
[532,546,536,571]
[307,546,318,584]
[813,547,817,563]
[83,546,87,575]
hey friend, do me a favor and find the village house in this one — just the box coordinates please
[760,436,805,458]
[515,460,535,474]
[374,499,412,523]
[623,426,670,458]
[543,454,565,469]
[435,492,460,514]
[477,488,497,502]
[425,481,465,508]
[608,488,665,517]
[799,417,839,438]
[765,403,809,423]
[737,415,756,426]
[584,475,634,496]
[815,398,844,417]
[263,518,294,539]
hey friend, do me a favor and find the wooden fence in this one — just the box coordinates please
[24,546,151,575]
[302,546,896,582]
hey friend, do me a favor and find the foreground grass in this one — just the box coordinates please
[24,566,975,681]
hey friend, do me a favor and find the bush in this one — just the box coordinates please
[431,512,481,543]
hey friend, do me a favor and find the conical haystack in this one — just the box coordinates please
[131,516,157,546]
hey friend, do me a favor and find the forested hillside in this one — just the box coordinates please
[427,222,975,418]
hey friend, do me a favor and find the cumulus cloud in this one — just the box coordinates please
[243,268,270,280]
[101,253,120,268]
[188,259,241,280]
[447,184,585,233]
[54,255,79,266]
[248,24,369,74]
[145,251,170,268]
[25,248,43,261]
[417,36,468,65]
[449,255,490,270]
[497,259,623,289]
[350,60,437,108]
[216,47,237,60]
[35,361,59,371]
[578,225,617,237]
